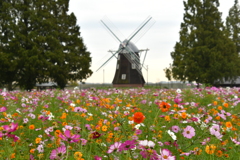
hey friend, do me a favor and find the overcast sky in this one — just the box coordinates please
[69,0,234,84]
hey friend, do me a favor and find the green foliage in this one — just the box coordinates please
[226,0,240,54]
[166,0,240,86]
[0,0,92,90]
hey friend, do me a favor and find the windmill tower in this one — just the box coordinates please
[97,17,154,87]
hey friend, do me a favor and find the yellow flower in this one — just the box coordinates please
[205,144,216,154]
[74,152,83,159]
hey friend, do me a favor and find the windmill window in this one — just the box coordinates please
[132,63,136,69]
[117,64,119,69]
[121,74,126,80]
[118,55,120,60]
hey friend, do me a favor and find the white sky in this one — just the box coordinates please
[69,0,234,84]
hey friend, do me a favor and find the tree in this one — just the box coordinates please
[0,0,19,90]
[226,0,240,54]
[166,0,240,86]
[0,0,92,90]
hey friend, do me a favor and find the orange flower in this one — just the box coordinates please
[216,150,223,157]
[181,112,187,119]
[205,144,216,154]
[29,124,35,130]
[10,153,15,159]
[213,101,218,105]
[101,125,108,132]
[35,137,41,144]
[133,112,145,124]
[60,113,67,119]
[30,149,35,154]
[225,122,232,128]
[218,106,222,110]
[55,130,61,137]
[165,115,171,121]
[223,103,229,108]
[159,102,171,112]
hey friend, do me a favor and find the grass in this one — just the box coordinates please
[0,86,239,159]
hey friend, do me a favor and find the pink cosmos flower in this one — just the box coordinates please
[3,123,18,133]
[171,125,180,133]
[107,142,122,153]
[159,148,175,160]
[0,106,7,112]
[59,130,80,143]
[119,140,137,152]
[209,125,222,140]
[50,145,66,160]
[182,125,195,139]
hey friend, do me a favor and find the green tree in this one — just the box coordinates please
[166,0,240,86]
[226,0,240,54]
[0,0,19,90]
[0,0,92,90]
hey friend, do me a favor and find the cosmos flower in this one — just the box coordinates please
[182,125,195,139]
[167,130,177,141]
[0,106,7,112]
[3,122,18,133]
[133,112,145,124]
[139,140,155,148]
[159,148,175,160]
[119,140,137,152]
[205,144,216,154]
[50,145,66,160]
[159,102,171,112]
[171,125,180,133]
[107,142,122,153]
[59,130,80,143]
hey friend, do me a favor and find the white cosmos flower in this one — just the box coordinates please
[176,89,182,93]
[167,130,177,140]
[139,140,155,148]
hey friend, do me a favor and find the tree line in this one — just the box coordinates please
[165,0,240,86]
[0,0,92,90]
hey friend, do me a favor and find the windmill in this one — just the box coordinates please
[96,16,155,87]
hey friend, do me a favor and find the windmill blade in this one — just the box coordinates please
[122,46,143,75]
[140,49,149,70]
[127,16,155,44]
[100,16,125,43]
[96,48,121,72]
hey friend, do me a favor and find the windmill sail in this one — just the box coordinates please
[97,17,154,87]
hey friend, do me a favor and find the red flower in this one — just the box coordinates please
[133,112,145,124]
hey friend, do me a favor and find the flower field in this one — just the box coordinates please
[0,86,240,160]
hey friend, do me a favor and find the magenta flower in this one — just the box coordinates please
[140,148,158,159]
[3,122,18,133]
[182,125,195,139]
[94,156,102,160]
[59,130,80,143]
[107,142,122,153]
[119,140,137,152]
[159,148,175,160]
[0,106,7,112]
[50,145,66,160]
